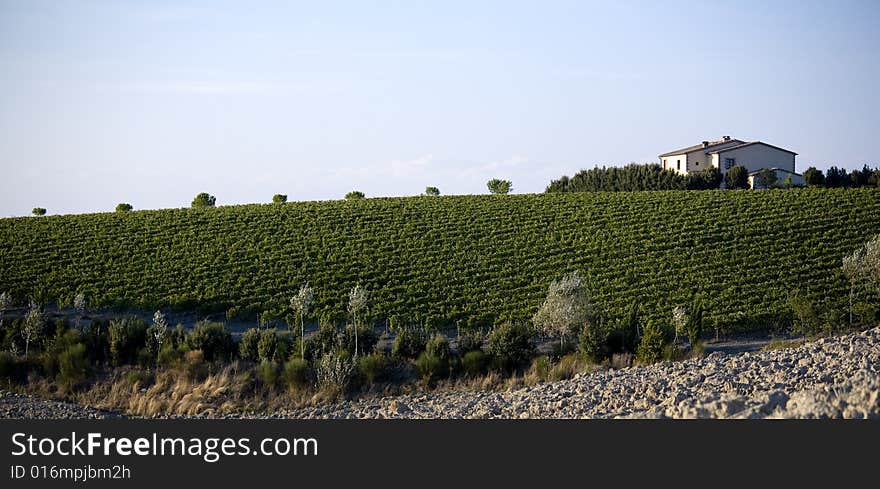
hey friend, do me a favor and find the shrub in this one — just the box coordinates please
[636,320,666,365]
[258,329,278,362]
[182,350,208,379]
[425,333,451,361]
[282,358,311,389]
[684,295,704,346]
[391,327,426,360]
[358,352,388,384]
[525,355,551,383]
[239,328,260,362]
[578,319,607,361]
[304,322,340,361]
[456,329,484,354]
[123,369,154,388]
[256,360,279,388]
[548,353,590,381]
[314,352,357,393]
[108,317,148,366]
[461,350,487,377]
[157,344,185,367]
[56,343,88,390]
[415,334,452,381]
[486,321,535,372]
[341,323,377,357]
[185,321,234,362]
[415,352,446,382]
[789,289,821,335]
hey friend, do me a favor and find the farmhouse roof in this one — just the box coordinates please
[708,141,798,156]
[658,138,745,157]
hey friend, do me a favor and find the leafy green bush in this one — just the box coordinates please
[456,329,484,354]
[578,320,607,361]
[158,343,186,367]
[415,334,452,381]
[56,343,88,390]
[108,317,148,366]
[425,334,451,361]
[256,360,279,388]
[486,321,535,372]
[461,350,487,377]
[239,328,260,362]
[304,322,340,361]
[391,327,426,360]
[186,321,234,362]
[314,352,357,393]
[358,352,388,384]
[282,358,310,389]
[123,369,154,388]
[636,320,666,365]
[258,329,278,362]
[341,323,377,357]
[415,352,446,382]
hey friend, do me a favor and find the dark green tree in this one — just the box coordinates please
[424,186,440,196]
[487,179,513,195]
[345,191,365,200]
[825,166,849,188]
[546,164,687,192]
[803,167,825,186]
[115,203,133,212]
[725,166,749,189]
[31,208,46,216]
[755,168,778,189]
[191,192,216,208]
[687,167,722,190]
[272,194,288,204]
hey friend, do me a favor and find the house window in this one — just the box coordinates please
[663,159,667,170]
[677,160,681,171]
[724,158,735,170]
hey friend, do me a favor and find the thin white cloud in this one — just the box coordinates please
[334,154,435,178]
[461,155,529,177]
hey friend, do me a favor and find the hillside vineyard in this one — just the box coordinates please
[1,189,878,332]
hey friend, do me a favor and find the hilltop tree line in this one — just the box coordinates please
[27,178,520,216]
[546,163,880,193]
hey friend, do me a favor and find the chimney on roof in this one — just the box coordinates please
[723,135,731,141]
[702,141,709,148]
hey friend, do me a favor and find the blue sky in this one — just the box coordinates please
[1,0,878,215]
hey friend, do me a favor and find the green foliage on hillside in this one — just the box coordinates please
[1,189,878,333]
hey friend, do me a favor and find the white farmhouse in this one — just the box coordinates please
[658,136,803,187]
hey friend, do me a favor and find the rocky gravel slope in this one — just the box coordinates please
[0,391,124,419]
[2,327,879,419]
[275,326,880,419]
